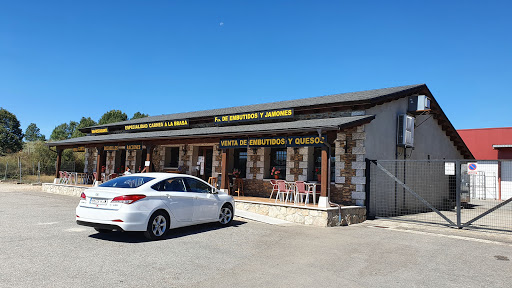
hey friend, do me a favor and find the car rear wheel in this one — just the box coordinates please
[144,211,169,240]
[219,204,233,225]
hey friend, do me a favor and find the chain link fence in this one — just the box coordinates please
[368,159,512,234]
[0,157,79,184]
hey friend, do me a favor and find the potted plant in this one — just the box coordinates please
[271,167,281,179]
[233,169,241,178]
[315,168,321,182]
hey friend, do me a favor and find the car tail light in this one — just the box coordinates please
[111,195,146,204]
[80,192,86,200]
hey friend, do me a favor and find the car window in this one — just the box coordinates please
[99,176,155,188]
[161,178,187,192]
[184,178,211,193]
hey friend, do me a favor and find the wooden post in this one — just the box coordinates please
[220,150,229,190]
[144,145,154,172]
[320,146,328,197]
[54,149,62,179]
[96,147,104,181]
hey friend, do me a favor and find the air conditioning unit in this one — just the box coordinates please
[397,114,415,147]
[408,95,431,113]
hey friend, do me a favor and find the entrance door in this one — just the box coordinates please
[198,147,213,181]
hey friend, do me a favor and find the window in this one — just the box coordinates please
[184,178,211,193]
[270,148,287,178]
[233,148,247,178]
[164,147,180,168]
[159,178,187,192]
[100,176,155,188]
[313,147,336,182]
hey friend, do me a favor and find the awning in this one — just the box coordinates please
[48,115,375,147]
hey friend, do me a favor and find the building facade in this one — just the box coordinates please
[49,84,472,207]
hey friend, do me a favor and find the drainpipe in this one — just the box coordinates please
[317,129,342,226]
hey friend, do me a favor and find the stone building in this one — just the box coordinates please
[48,84,472,211]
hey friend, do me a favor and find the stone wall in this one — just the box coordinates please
[235,201,366,227]
[84,148,96,173]
[243,179,274,198]
[42,183,87,197]
[332,125,367,206]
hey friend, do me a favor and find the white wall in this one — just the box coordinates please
[365,97,463,160]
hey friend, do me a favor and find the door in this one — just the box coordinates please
[198,147,213,181]
[159,178,195,222]
[184,177,219,221]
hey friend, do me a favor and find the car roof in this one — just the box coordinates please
[125,172,200,181]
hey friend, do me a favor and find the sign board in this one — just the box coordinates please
[198,156,204,163]
[467,163,478,175]
[124,119,189,132]
[219,135,326,149]
[72,146,85,152]
[104,145,119,151]
[214,109,294,124]
[91,127,109,134]
[145,161,150,167]
[126,143,143,150]
[444,162,455,176]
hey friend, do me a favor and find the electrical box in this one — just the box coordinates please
[397,114,415,147]
[408,95,431,113]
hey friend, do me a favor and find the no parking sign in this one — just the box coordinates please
[467,163,478,175]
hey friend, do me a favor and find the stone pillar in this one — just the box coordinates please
[351,125,367,206]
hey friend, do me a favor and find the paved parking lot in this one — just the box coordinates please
[1,184,511,288]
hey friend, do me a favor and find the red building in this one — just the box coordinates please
[458,127,512,160]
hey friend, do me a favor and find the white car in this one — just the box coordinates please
[76,173,235,240]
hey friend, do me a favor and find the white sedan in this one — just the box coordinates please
[76,173,235,240]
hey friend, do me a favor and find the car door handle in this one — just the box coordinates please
[194,196,198,200]
[166,194,171,199]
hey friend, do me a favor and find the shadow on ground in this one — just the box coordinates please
[88,219,247,243]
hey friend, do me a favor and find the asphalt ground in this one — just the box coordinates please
[1,184,511,288]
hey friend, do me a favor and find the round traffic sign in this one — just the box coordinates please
[468,163,477,171]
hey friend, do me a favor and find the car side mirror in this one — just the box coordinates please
[211,187,219,194]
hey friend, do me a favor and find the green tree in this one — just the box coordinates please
[98,110,127,125]
[0,108,24,155]
[71,117,97,138]
[50,121,78,141]
[25,123,46,141]
[131,112,149,120]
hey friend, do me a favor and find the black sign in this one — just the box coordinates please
[104,145,119,151]
[214,109,294,124]
[220,135,326,149]
[124,119,189,132]
[126,143,143,150]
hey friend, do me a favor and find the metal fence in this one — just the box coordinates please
[368,159,512,234]
[0,157,79,184]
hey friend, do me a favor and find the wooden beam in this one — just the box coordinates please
[96,147,104,182]
[321,146,328,197]
[54,149,62,179]
[144,145,155,172]
[220,150,229,191]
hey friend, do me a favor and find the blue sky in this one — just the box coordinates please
[1,0,511,138]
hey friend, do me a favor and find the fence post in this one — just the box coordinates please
[456,160,461,228]
[18,156,22,183]
[365,158,374,219]
[37,161,41,183]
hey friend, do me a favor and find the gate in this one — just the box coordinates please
[367,159,512,233]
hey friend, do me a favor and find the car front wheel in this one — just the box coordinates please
[144,211,169,240]
[219,205,233,225]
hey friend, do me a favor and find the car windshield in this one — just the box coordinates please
[99,176,155,188]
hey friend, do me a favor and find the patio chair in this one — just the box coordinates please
[294,181,314,205]
[275,180,293,203]
[234,178,244,197]
[58,171,65,184]
[269,179,279,199]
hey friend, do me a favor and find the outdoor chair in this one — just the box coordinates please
[234,178,244,197]
[275,180,293,203]
[269,179,279,199]
[294,181,314,205]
